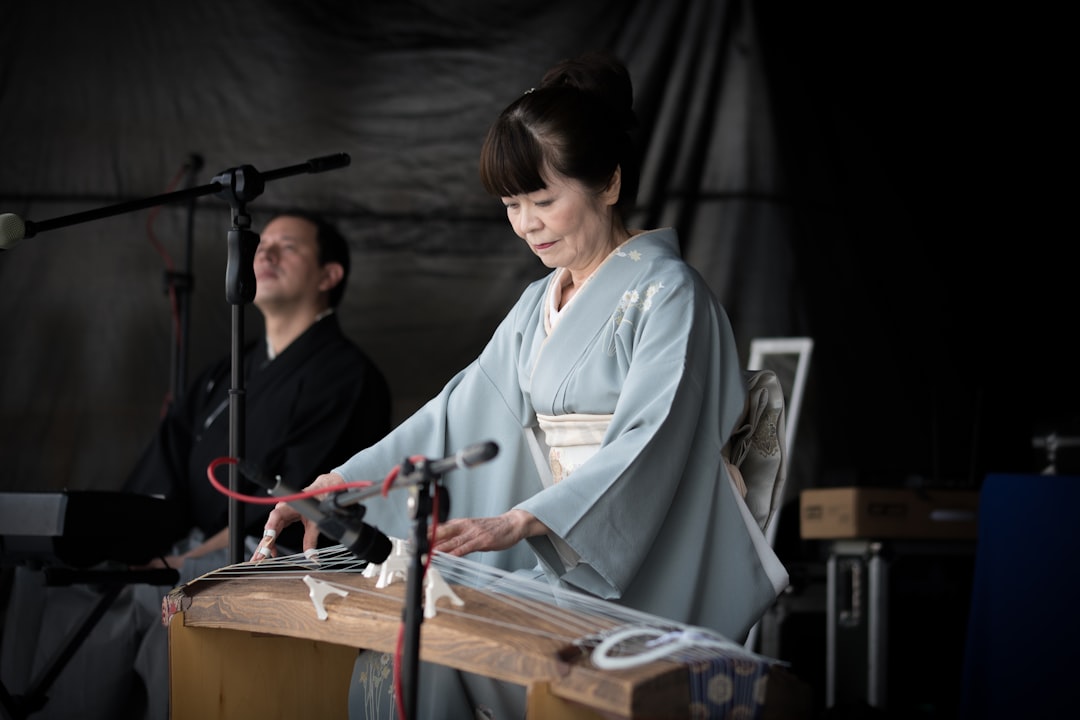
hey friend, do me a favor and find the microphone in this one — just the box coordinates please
[330,441,499,509]
[0,213,32,249]
[238,460,392,564]
[425,441,499,477]
[305,152,350,173]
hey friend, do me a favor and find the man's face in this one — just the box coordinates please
[253,215,327,312]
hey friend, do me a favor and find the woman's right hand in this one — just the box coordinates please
[250,471,346,561]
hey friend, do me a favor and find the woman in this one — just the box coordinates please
[258,51,786,719]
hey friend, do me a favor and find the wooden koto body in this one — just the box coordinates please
[169,566,691,719]
[167,551,808,719]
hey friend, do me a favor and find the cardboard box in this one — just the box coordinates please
[800,487,979,539]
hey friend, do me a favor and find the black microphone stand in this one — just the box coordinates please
[209,155,352,565]
[318,441,494,719]
[1,153,352,565]
[395,457,450,720]
[213,166,262,567]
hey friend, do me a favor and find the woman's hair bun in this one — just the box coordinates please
[539,51,637,132]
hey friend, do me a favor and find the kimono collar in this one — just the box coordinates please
[265,308,334,361]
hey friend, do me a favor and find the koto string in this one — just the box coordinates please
[189,541,771,669]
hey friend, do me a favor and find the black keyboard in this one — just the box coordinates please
[0,490,185,568]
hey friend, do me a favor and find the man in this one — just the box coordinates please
[0,210,392,720]
[124,209,392,570]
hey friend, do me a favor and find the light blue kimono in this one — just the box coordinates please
[336,228,786,718]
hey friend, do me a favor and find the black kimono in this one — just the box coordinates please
[124,313,392,552]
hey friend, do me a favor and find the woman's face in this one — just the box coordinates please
[501,170,620,278]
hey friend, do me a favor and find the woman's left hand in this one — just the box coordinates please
[431,509,547,556]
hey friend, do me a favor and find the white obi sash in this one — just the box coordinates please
[526,412,613,571]
[535,412,611,484]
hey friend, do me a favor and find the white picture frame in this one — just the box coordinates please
[747,337,814,466]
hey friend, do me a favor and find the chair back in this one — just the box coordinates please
[723,368,787,536]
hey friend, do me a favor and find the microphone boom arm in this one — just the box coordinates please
[0,152,350,247]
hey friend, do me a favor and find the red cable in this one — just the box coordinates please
[204,456,381,504]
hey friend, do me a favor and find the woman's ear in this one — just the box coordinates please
[601,165,622,206]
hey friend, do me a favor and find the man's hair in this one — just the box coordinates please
[275,209,351,307]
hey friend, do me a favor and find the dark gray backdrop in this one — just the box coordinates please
[0,0,1070,504]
